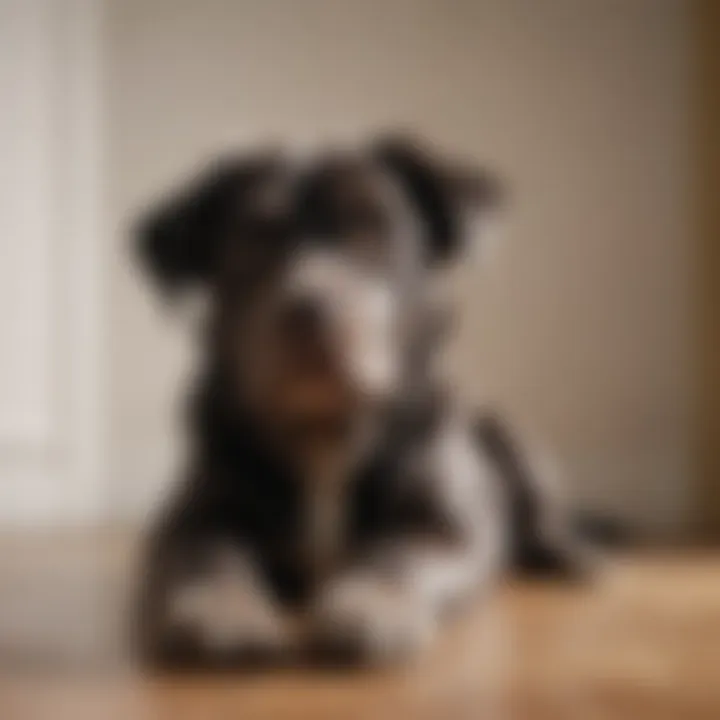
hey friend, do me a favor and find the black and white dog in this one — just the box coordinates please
[132,135,596,668]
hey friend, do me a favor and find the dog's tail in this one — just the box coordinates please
[474,412,629,578]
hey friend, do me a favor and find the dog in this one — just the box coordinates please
[131,135,597,669]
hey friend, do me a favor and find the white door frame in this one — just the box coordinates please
[0,0,105,526]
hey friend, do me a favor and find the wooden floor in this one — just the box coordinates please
[0,535,718,719]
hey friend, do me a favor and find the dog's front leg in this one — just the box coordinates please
[135,537,293,668]
[312,533,500,665]
[311,419,506,666]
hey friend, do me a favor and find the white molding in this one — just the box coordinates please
[0,0,55,448]
[0,0,105,526]
[56,0,107,524]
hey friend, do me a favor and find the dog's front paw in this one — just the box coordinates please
[167,550,288,663]
[312,573,436,666]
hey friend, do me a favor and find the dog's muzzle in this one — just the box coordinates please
[273,294,355,421]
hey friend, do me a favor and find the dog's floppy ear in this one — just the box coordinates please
[135,153,279,295]
[374,134,505,264]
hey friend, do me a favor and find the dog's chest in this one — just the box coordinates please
[297,449,356,586]
[255,456,390,604]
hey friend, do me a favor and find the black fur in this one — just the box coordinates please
[132,136,594,670]
[133,373,459,666]
[375,135,504,263]
[136,154,283,293]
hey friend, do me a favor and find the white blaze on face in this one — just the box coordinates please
[347,277,399,392]
[286,248,402,396]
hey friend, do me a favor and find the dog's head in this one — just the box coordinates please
[136,136,503,438]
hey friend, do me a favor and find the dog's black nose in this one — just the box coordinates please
[279,297,339,374]
[280,296,326,337]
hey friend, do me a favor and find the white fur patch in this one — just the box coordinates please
[430,417,509,594]
[286,248,402,396]
[315,571,436,661]
[168,546,282,650]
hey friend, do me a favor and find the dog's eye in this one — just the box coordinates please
[222,220,290,281]
[247,213,292,242]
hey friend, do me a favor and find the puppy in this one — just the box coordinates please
[131,136,595,668]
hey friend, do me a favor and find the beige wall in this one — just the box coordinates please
[108,0,692,533]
